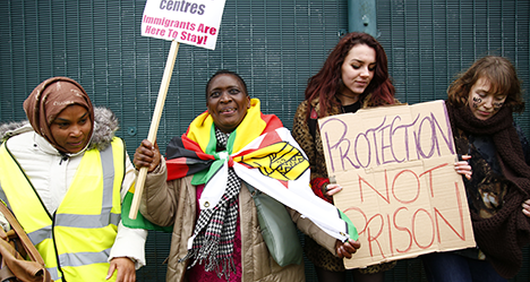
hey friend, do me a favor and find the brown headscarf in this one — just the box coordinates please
[23,77,94,153]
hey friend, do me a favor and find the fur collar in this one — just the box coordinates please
[0,107,119,152]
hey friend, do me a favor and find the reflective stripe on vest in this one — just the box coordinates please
[0,138,125,282]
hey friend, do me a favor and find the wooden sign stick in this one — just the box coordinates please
[129,40,180,219]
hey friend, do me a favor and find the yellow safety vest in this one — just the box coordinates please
[0,137,125,282]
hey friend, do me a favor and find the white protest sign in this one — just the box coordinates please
[141,0,227,50]
[319,100,476,269]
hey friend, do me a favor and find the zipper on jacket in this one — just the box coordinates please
[59,153,69,165]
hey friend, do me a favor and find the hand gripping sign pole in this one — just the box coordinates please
[128,0,227,219]
[129,40,179,219]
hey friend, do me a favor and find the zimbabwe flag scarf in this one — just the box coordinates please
[170,98,308,279]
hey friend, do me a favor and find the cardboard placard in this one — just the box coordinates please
[141,0,226,50]
[318,100,476,269]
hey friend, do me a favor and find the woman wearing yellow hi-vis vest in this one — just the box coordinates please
[0,77,147,282]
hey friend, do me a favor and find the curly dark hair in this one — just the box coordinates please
[304,32,396,118]
[447,55,525,113]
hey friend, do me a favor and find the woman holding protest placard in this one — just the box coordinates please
[133,69,360,282]
[421,56,530,281]
[292,31,475,282]
[291,31,400,282]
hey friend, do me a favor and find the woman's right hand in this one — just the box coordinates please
[133,139,161,172]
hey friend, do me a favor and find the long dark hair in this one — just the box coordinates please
[305,32,395,118]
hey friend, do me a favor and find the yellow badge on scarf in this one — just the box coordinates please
[236,142,309,181]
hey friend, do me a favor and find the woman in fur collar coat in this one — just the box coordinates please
[0,77,146,282]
